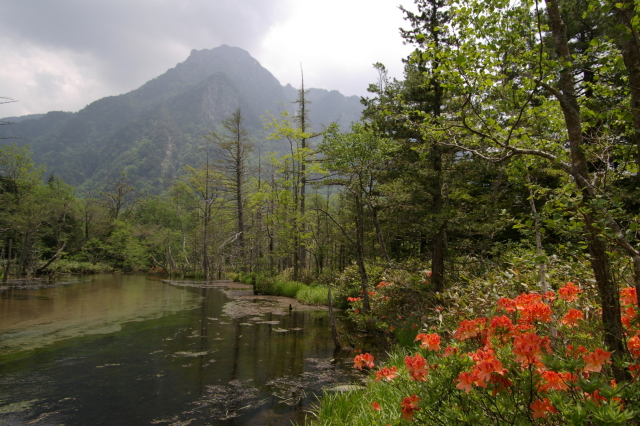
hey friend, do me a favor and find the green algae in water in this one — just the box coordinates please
[0,399,38,414]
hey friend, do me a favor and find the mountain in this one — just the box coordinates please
[0,45,364,193]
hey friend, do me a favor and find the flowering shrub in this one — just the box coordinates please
[348,283,640,424]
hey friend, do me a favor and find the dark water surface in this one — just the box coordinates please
[0,274,359,425]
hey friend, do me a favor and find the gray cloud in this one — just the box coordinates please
[0,0,413,117]
[0,0,291,115]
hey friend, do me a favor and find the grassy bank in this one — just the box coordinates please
[235,272,329,306]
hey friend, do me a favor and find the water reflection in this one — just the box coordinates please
[0,274,360,425]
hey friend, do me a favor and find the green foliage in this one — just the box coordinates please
[312,279,640,425]
[296,284,329,305]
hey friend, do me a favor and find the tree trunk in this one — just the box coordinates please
[612,0,640,188]
[354,194,370,312]
[431,143,446,292]
[328,286,342,349]
[2,239,11,284]
[545,0,628,381]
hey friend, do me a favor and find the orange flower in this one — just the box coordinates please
[558,282,582,302]
[629,363,640,379]
[400,395,420,422]
[490,373,513,395]
[497,297,516,313]
[566,344,588,357]
[489,315,514,332]
[583,348,611,373]
[456,371,474,393]
[512,332,551,367]
[628,334,640,358]
[371,401,381,411]
[375,366,398,381]
[443,346,458,357]
[560,308,584,327]
[543,290,556,301]
[622,306,637,329]
[353,353,375,370]
[415,333,441,351]
[346,297,361,303]
[404,353,428,381]
[514,292,543,310]
[620,287,638,306]
[530,398,557,419]
[538,370,575,392]
[454,318,487,341]
[519,302,553,324]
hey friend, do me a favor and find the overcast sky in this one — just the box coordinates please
[0,0,415,118]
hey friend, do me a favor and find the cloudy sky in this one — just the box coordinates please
[0,0,415,118]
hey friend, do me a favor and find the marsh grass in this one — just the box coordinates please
[48,260,112,274]
[234,273,329,306]
[273,280,305,298]
[296,284,329,305]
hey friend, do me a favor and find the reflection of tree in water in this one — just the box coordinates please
[187,379,262,420]
[266,358,361,406]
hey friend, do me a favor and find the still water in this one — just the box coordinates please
[0,274,359,425]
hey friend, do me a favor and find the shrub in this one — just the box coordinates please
[313,283,640,425]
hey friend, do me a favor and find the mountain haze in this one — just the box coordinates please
[1,45,364,192]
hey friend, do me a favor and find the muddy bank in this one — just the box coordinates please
[0,278,87,291]
[166,280,328,320]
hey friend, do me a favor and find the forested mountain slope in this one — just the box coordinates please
[0,45,363,192]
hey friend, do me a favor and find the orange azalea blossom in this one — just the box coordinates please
[628,334,640,357]
[489,315,514,333]
[543,290,556,301]
[558,281,582,302]
[560,308,584,327]
[377,281,392,288]
[469,347,498,364]
[353,353,375,370]
[470,348,504,381]
[622,306,637,329]
[537,370,576,392]
[454,318,487,341]
[375,366,398,381]
[583,348,611,373]
[512,332,552,367]
[346,297,361,303]
[620,286,638,306]
[497,297,516,313]
[566,344,588,357]
[629,364,640,379]
[456,371,474,393]
[530,398,557,419]
[371,401,381,411]
[519,301,553,324]
[443,345,458,357]
[514,292,543,310]
[400,395,420,422]
[404,353,428,381]
[490,373,513,395]
[415,333,441,351]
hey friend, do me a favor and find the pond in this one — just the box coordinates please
[0,274,362,425]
